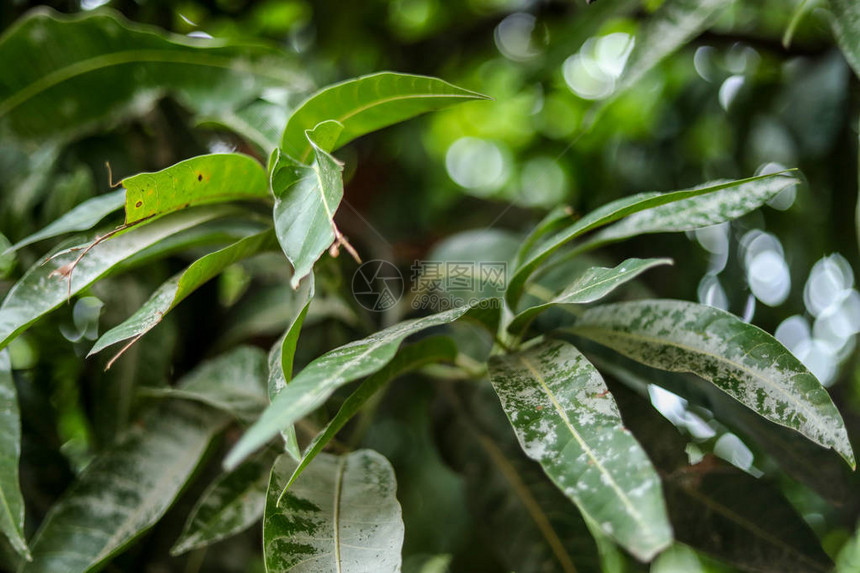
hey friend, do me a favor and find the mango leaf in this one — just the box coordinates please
[831,0,860,78]
[0,205,236,351]
[487,339,672,561]
[171,448,277,556]
[571,299,855,467]
[197,99,288,154]
[20,400,229,573]
[609,382,834,573]
[123,154,269,226]
[271,122,344,288]
[88,230,278,362]
[264,450,404,573]
[437,384,602,573]
[584,175,797,248]
[506,172,790,308]
[616,0,726,92]
[0,350,28,561]
[507,258,671,335]
[224,301,497,469]
[280,72,489,163]
[137,346,268,423]
[0,7,308,140]
[282,337,457,493]
[5,189,125,253]
[513,206,576,269]
[837,522,860,573]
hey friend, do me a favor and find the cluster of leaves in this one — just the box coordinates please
[2,2,860,573]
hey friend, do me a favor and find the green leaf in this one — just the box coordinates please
[5,189,125,253]
[264,450,404,573]
[0,7,308,140]
[506,172,790,308]
[137,346,269,423]
[831,0,860,78]
[616,0,726,93]
[0,205,235,351]
[224,301,496,469]
[20,400,228,573]
[512,206,576,269]
[123,154,269,226]
[507,258,672,335]
[197,99,288,154]
[836,522,860,573]
[282,337,457,493]
[571,299,855,467]
[171,449,276,556]
[280,72,489,163]
[487,339,672,561]
[584,175,797,248]
[88,230,278,361]
[0,350,28,561]
[271,122,345,288]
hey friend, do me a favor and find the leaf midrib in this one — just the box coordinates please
[332,456,346,573]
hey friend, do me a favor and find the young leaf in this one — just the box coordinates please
[123,154,269,226]
[5,189,125,253]
[271,122,346,288]
[0,8,308,140]
[584,175,797,248]
[488,339,672,561]
[224,301,497,469]
[283,336,457,492]
[616,0,726,92]
[88,230,278,361]
[506,172,789,308]
[280,72,489,163]
[571,299,855,467]
[0,350,28,561]
[171,449,277,556]
[138,346,268,423]
[0,205,235,351]
[507,258,671,334]
[264,450,404,573]
[20,400,229,573]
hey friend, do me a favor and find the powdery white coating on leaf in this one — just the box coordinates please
[171,450,274,555]
[20,401,228,573]
[224,302,490,469]
[573,299,855,467]
[488,339,672,561]
[508,258,671,334]
[264,450,403,573]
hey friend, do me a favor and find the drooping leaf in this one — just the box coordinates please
[0,350,28,561]
[616,0,726,93]
[831,0,860,78]
[0,205,236,351]
[507,258,671,335]
[224,301,497,469]
[609,382,833,573]
[5,189,125,253]
[171,448,277,556]
[264,450,404,573]
[138,346,268,423]
[271,122,345,288]
[283,337,457,492]
[0,7,308,140]
[123,154,269,226]
[571,299,855,467]
[280,72,489,163]
[88,230,278,360]
[437,384,602,573]
[583,175,797,248]
[506,172,790,308]
[20,400,229,573]
[487,339,672,561]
